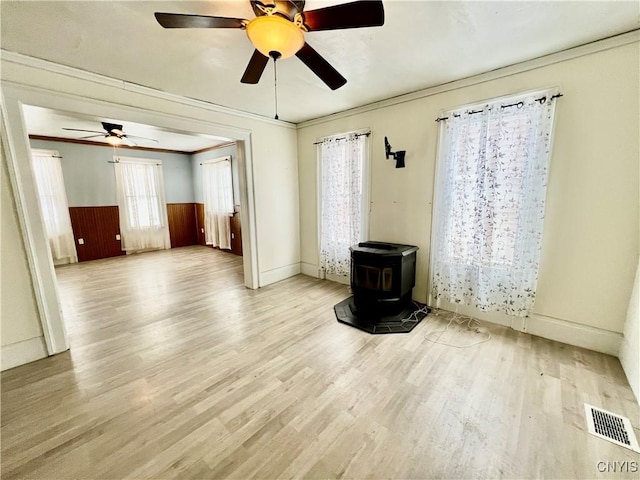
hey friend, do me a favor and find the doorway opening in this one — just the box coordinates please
[2,88,259,359]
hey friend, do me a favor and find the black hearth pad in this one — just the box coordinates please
[334,296,429,334]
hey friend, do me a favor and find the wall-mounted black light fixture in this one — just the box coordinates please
[384,136,406,168]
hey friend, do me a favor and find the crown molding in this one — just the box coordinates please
[28,135,199,155]
[191,141,237,155]
[0,50,296,129]
[297,29,640,129]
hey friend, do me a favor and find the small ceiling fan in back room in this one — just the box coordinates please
[154,0,385,93]
[62,122,159,147]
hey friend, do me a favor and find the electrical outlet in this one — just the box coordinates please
[78,238,84,245]
[115,234,121,240]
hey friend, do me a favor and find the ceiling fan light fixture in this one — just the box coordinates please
[246,15,304,59]
[106,135,122,146]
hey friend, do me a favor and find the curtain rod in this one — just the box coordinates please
[313,131,370,145]
[109,162,161,166]
[200,157,231,166]
[110,159,161,166]
[435,93,563,122]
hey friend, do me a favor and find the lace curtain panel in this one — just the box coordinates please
[202,159,234,250]
[319,132,368,277]
[31,150,78,264]
[430,90,558,317]
[114,159,170,252]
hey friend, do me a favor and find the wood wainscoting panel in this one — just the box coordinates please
[231,206,243,256]
[194,203,242,254]
[167,203,197,248]
[195,203,206,246]
[68,206,124,262]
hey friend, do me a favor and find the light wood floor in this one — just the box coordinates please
[2,245,638,479]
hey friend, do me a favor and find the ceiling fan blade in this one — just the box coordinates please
[122,137,138,147]
[77,134,106,140]
[154,12,246,29]
[62,128,105,134]
[302,0,384,32]
[123,134,159,144]
[295,43,347,90]
[241,50,269,84]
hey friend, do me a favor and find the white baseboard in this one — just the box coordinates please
[523,314,622,356]
[619,337,639,405]
[53,256,77,266]
[300,262,320,278]
[259,262,301,287]
[300,262,350,285]
[1,336,48,371]
[432,300,622,356]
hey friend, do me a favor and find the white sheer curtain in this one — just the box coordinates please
[202,158,233,250]
[430,89,558,317]
[31,149,78,264]
[114,158,170,252]
[318,131,369,278]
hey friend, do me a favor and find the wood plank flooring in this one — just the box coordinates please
[2,245,639,479]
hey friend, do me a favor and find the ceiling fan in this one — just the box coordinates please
[62,122,159,147]
[154,0,385,90]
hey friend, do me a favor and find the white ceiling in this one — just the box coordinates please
[23,105,233,152]
[2,1,639,124]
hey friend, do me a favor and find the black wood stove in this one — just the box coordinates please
[334,241,428,334]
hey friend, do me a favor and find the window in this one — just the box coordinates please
[447,110,532,267]
[430,89,559,316]
[123,163,162,229]
[202,157,234,249]
[114,157,170,252]
[318,130,370,278]
[30,149,78,264]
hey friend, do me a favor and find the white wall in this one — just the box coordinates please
[620,259,639,404]
[251,123,300,280]
[1,140,47,369]
[30,139,194,206]
[297,41,639,348]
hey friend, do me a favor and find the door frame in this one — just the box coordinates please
[1,83,260,355]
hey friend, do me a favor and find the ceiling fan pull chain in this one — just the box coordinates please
[273,55,279,120]
[111,144,120,163]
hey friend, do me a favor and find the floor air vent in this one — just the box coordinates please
[584,403,640,452]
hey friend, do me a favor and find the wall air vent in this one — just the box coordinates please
[584,403,640,452]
